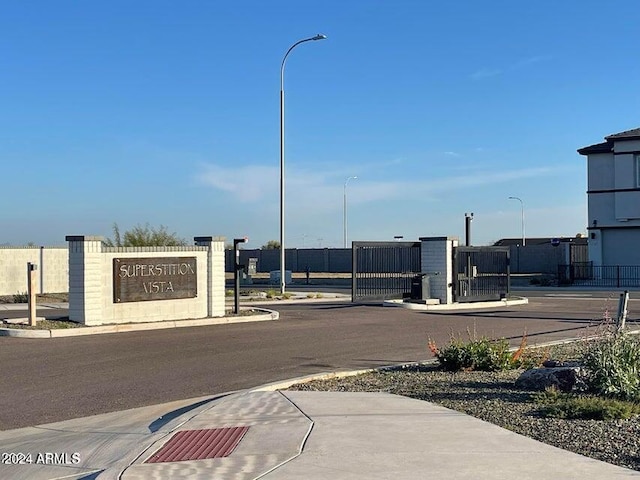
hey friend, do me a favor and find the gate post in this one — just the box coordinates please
[419,236,458,305]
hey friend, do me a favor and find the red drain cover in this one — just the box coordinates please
[145,426,250,463]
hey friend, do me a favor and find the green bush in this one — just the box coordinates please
[429,335,515,372]
[13,292,28,303]
[105,222,186,247]
[533,387,640,420]
[583,333,640,401]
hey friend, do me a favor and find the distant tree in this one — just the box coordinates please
[105,223,187,247]
[261,240,281,250]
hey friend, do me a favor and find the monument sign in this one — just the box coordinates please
[113,257,197,302]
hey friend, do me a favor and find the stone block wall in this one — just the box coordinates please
[0,246,68,296]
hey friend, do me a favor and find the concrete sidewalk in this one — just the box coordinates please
[0,302,68,311]
[1,390,639,480]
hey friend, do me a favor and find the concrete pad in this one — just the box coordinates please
[122,391,312,480]
[0,303,67,311]
[2,386,639,480]
[3,317,45,324]
[0,395,221,480]
[270,391,640,479]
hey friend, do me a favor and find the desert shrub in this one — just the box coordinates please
[13,292,28,303]
[518,346,552,370]
[582,332,640,401]
[428,333,518,372]
[105,222,186,247]
[533,386,640,420]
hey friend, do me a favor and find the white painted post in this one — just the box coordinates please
[617,290,629,332]
[27,262,37,327]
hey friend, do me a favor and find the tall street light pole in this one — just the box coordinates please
[280,34,326,295]
[508,196,526,246]
[343,176,357,248]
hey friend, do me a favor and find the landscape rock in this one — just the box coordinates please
[542,359,582,369]
[515,366,588,393]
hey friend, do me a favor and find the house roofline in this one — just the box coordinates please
[577,141,612,155]
[605,128,640,140]
[579,127,640,155]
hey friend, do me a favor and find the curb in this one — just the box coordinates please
[240,295,350,306]
[249,329,640,393]
[0,308,279,339]
[250,359,439,393]
[382,297,529,311]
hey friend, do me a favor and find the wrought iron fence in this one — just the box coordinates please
[558,263,640,287]
[352,241,421,301]
[453,247,510,302]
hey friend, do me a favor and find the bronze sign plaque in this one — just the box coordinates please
[113,257,197,303]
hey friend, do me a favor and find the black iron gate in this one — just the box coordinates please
[352,241,421,302]
[453,246,510,302]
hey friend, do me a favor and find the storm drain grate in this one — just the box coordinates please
[145,426,250,463]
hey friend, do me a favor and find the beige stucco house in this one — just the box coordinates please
[578,128,640,266]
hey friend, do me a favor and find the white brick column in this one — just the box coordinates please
[66,235,104,326]
[194,236,226,317]
[420,236,458,305]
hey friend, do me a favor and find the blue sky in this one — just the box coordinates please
[2,1,639,248]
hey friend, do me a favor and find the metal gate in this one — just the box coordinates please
[453,246,510,303]
[352,241,421,302]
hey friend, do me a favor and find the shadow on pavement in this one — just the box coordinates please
[148,395,227,433]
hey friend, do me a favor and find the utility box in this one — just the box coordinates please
[269,270,292,285]
[247,258,258,276]
[410,274,431,300]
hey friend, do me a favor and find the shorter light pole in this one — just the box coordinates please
[464,213,473,246]
[508,196,525,246]
[233,237,248,314]
[343,176,357,248]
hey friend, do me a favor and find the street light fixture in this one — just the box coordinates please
[279,34,327,294]
[343,176,357,248]
[508,196,526,246]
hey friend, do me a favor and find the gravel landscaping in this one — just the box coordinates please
[288,344,640,472]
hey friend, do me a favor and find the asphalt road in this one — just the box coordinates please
[1,294,637,431]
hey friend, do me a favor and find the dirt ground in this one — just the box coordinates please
[0,293,69,304]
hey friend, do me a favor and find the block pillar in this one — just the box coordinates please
[66,235,104,326]
[194,236,226,317]
[420,236,459,305]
